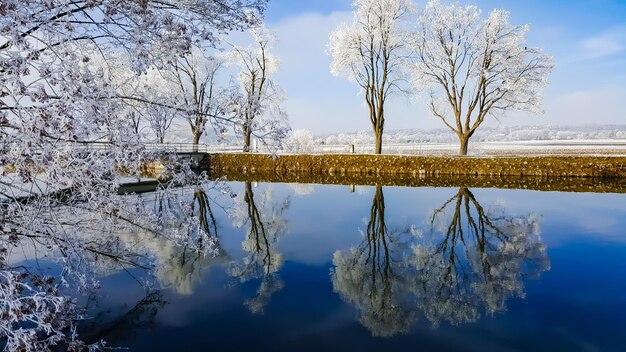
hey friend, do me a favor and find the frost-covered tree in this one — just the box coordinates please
[328,0,414,154]
[1,196,166,350]
[84,51,149,139]
[0,257,79,351]
[226,27,290,152]
[145,102,176,144]
[168,50,228,146]
[0,0,266,348]
[285,129,317,153]
[85,48,226,145]
[136,69,178,143]
[410,0,554,155]
[0,179,233,349]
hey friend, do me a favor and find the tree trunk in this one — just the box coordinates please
[459,134,470,156]
[243,124,251,153]
[374,130,383,155]
[244,181,253,204]
[373,112,384,155]
[192,131,201,152]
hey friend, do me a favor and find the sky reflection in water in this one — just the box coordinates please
[18,182,626,351]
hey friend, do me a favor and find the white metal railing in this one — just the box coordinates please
[62,142,242,154]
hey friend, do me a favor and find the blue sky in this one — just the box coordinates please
[258,0,626,134]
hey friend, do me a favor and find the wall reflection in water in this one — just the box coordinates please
[332,186,550,336]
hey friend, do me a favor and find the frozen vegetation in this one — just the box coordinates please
[0,0,276,350]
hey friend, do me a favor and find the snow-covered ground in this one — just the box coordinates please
[276,139,626,156]
[274,125,626,156]
[380,139,626,156]
[138,123,626,155]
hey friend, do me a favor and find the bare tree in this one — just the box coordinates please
[328,0,414,154]
[410,0,554,155]
[169,50,226,146]
[227,27,290,152]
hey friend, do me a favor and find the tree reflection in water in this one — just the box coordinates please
[331,186,414,337]
[410,187,549,327]
[332,187,550,336]
[77,291,166,345]
[144,187,228,295]
[0,180,228,349]
[2,181,551,347]
[228,182,290,314]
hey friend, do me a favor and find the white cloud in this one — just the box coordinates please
[580,26,626,59]
[267,11,382,133]
[544,87,626,125]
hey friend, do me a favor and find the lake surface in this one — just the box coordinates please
[9,181,626,351]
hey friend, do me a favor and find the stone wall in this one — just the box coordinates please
[208,153,626,179]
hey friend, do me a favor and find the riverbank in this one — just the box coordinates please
[211,170,626,194]
[208,153,626,179]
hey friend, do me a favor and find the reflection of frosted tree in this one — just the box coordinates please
[332,187,549,336]
[407,187,550,327]
[129,187,227,295]
[78,291,166,345]
[0,206,155,351]
[151,187,219,253]
[228,182,290,314]
[0,180,226,348]
[0,246,77,351]
[331,186,414,337]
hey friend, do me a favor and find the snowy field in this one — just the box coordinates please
[270,139,626,156]
[367,139,626,156]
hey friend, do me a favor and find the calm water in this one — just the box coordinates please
[15,181,626,351]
